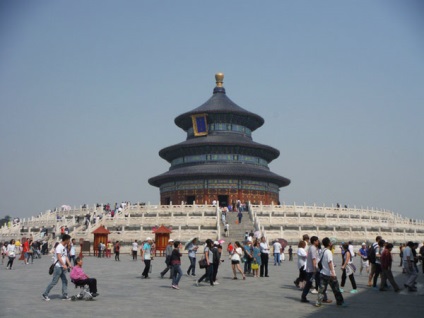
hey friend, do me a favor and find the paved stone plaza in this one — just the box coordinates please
[1,252,423,318]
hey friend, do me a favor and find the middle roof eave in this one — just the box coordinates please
[159,134,280,162]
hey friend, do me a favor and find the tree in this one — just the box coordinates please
[0,215,11,227]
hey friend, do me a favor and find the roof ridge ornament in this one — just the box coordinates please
[215,72,224,87]
[213,73,225,94]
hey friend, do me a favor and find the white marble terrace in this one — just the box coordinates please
[1,202,423,249]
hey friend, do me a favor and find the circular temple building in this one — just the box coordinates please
[148,73,291,206]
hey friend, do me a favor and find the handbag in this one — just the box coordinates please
[346,263,356,276]
[49,260,59,275]
[251,261,259,270]
[198,257,207,269]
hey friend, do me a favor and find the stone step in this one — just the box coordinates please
[224,211,254,243]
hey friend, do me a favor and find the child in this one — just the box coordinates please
[70,257,99,297]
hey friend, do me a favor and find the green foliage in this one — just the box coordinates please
[0,215,11,227]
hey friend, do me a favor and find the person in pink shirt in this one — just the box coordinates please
[70,257,98,297]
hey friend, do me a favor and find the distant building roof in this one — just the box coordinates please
[153,225,172,233]
[92,225,110,234]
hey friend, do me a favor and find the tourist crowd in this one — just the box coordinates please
[2,231,423,305]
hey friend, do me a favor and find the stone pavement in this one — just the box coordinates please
[1,252,423,318]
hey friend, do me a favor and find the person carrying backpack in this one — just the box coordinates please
[368,236,382,287]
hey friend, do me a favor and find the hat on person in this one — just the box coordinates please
[362,242,366,246]
[168,239,174,242]
[247,237,253,242]
[146,237,152,241]
[214,241,219,245]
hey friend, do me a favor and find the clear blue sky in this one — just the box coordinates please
[1,1,423,220]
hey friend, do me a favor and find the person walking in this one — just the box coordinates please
[186,238,198,277]
[368,236,383,286]
[212,241,223,284]
[114,241,120,261]
[141,237,153,279]
[231,241,246,280]
[170,241,183,290]
[403,241,418,291]
[42,234,73,301]
[160,239,174,279]
[22,239,29,265]
[420,242,424,274]
[315,237,345,307]
[358,243,369,275]
[1,242,7,265]
[380,243,400,292]
[6,239,16,270]
[273,240,282,266]
[372,239,385,289]
[224,223,229,237]
[196,239,215,286]
[237,210,243,224]
[340,243,358,294]
[293,241,308,289]
[301,236,319,303]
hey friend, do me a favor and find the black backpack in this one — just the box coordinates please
[318,249,327,270]
[367,245,377,264]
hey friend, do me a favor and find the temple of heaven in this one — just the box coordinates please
[148,73,290,207]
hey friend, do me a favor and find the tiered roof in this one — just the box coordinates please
[148,73,290,189]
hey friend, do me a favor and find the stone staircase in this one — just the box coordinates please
[225,211,255,243]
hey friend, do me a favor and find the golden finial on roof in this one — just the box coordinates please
[215,73,224,87]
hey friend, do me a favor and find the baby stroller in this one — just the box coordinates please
[70,279,94,301]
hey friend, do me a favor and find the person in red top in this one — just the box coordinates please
[227,242,234,255]
[380,243,400,292]
[21,240,30,264]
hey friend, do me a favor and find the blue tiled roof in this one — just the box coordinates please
[175,87,264,131]
[148,163,290,188]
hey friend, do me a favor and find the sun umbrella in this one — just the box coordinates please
[184,237,198,250]
[277,238,288,249]
[61,205,71,211]
[329,237,338,245]
[218,239,225,244]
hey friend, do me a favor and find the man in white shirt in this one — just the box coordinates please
[43,234,72,301]
[69,238,76,266]
[273,240,282,266]
[301,236,319,303]
[260,237,270,277]
[403,241,418,291]
[368,235,382,286]
[132,240,138,261]
[224,223,229,237]
[316,237,345,307]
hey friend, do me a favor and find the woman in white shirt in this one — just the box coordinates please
[231,241,246,280]
[294,240,307,288]
[1,242,7,265]
[6,239,16,270]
